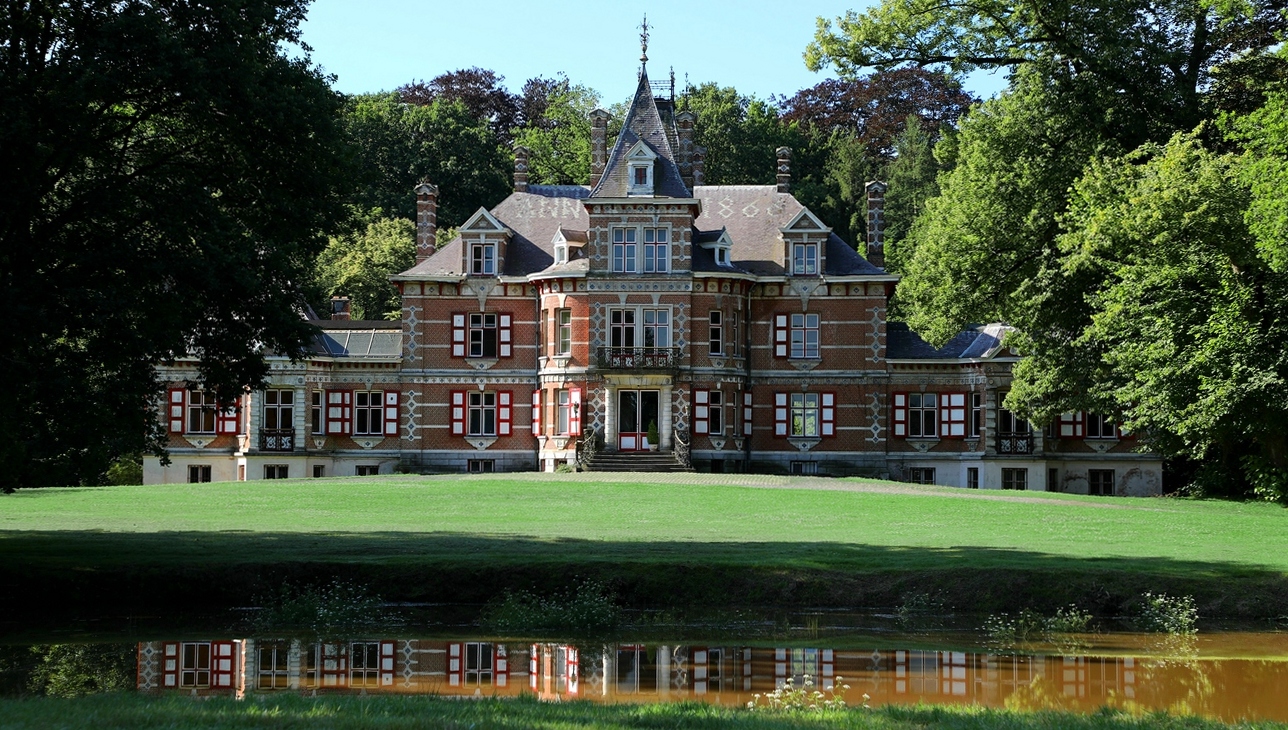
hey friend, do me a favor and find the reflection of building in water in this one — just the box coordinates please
[143,639,1288,722]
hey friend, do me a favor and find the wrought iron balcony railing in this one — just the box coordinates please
[260,429,296,452]
[997,433,1035,455]
[596,346,679,371]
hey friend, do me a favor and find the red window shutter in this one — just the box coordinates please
[495,644,509,688]
[569,387,582,436]
[448,642,463,687]
[450,391,465,435]
[216,398,239,435]
[161,641,179,689]
[531,390,542,436]
[326,389,352,435]
[529,644,539,690]
[498,391,512,436]
[499,314,512,358]
[774,392,788,437]
[774,314,789,358]
[1059,412,1084,438]
[940,393,966,438]
[693,389,709,435]
[743,391,753,436]
[822,392,836,437]
[211,641,236,689]
[167,389,185,433]
[383,390,400,437]
[567,646,579,696]
[380,641,395,686]
[893,393,908,437]
[451,314,466,358]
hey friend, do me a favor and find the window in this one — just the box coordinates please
[1002,468,1028,490]
[468,459,495,473]
[906,393,938,438]
[642,309,669,347]
[709,390,724,434]
[469,313,498,358]
[310,391,323,435]
[187,390,217,434]
[611,228,637,273]
[313,465,326,478]
[468,392,497,436]
[257,641,289,690]
[556,309,571,355]
[188,465,212,483]
[355,465,379,476]
[908,467,936,485]
[716,247,730,266]
[181,643,211,688]
[792,243,817,275]
[1089,469,1115,496]
[465,642,493,686]
[470,242,495,275]
[633,166,648,186]
[790,313,819,359]
[557,390,572,435]
[1048,468,1060,491]
[643,228,669,272]
[264,465,289,479]
[790,461,818,475]
[1086,413,1117,439]
[967,467,979,489]
[555,244,567,264]
[353,391,383,436]
[1058,412,1085,438]
[610,309,635,347]
[349,642,380,688]
[262,389,293,430]
[970,394,982,437]
[708,311,723,354]
[999,409,1031,435]
[791,393,820,438]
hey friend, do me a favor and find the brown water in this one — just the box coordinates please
[14,631,1282,722]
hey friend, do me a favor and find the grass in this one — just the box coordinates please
[1,473,1285,621]
[1,692,1283,730]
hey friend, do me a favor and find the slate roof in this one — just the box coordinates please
[589,69,690,199]
[886,322,1010,360]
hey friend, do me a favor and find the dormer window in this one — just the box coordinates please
[792,243,817,275]
[471,243,495,275]
[555,245,567,264]
[625,141,659,196]
[634,166,648,186]
[716,247,730,266]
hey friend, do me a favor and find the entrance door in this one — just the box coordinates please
[617,390,660,451]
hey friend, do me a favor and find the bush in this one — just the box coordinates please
[984,605,1094,648]
[104,455,142,485]
[1134,592,1198,634]
[748,674,850,712]
[252,579,394,634]
[482,579,619,635]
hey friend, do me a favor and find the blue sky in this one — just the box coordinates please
[298,0,1009,105]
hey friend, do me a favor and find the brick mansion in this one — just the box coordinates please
[145,63,1162,495]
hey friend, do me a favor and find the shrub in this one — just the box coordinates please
[895,591,948,630]
[748,674,849,712]
[252,579,393,634]
[984,605,1094,647]
[1134,592,1198,634]
[482,579,619,635]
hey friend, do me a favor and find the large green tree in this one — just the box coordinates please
[314,210,415,321]
[683,82,790,186]
[513,78,599,186]
[0,0,352,490]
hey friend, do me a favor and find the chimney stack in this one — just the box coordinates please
[692,146,706,187]
[330,296,351,321]
[414,181,438,264]
[775,146,792,193]
[865,180,888,268]
[675,111,696,190]
[589,108,610,188]
[513,144,530,193]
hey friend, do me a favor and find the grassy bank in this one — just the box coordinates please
[2,693,1284,730]
[1,473,1285,621]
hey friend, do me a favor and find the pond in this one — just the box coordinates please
[3,624,1286,722]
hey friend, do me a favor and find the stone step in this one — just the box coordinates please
[584,450,693,473]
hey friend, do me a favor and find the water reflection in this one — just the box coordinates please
[117,637,1288,721]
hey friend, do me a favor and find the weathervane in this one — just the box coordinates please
[639,14,650,64]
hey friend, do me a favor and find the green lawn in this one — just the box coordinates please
[1,473,1285,620]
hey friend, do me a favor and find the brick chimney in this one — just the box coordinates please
[330,296,351,321]
[513,145,530,193]
[676,110,696,190]
[865,180,889,268]
[776,146,792,193]
[692,146,706,187]
[589,108,610,188]
[414,181,438,264]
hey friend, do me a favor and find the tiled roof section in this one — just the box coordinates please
[693,186,886,276]
[397,188,588,278]
[310,326,402,359]
[557,227,589,244]
[690,242,750,273]
[531,257,590,278]
[590,70,690,199]
[886,322,1009,360]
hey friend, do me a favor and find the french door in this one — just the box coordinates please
[617,389,660,451]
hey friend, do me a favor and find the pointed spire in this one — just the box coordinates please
[639,14,650,65]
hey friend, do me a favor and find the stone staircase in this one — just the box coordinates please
[583,450,693,473]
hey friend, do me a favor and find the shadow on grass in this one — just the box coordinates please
[0,531,1285,622]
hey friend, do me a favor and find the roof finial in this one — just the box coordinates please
[639,14,650,64]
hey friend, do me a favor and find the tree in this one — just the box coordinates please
[682,82,789,185]
[343,93,511,227]
[883,115,942,274]
[512,78,599,185]
[397,68,521,144]
[1231,53,1288,272]
[0,0,352,490]
[314,210,415,321]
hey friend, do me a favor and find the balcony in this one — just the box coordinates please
[997,433,1034,455]
[597,347,679,371]
[259,429,296,452]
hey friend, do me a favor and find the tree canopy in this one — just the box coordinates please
[0,0,352,490]
[314,210,415,321]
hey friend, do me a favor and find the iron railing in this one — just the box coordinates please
[673,428,692,469]
[596,346,679,371]
[259,429,296,452]
[575,424,601,471]
[997,433,1035,454]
